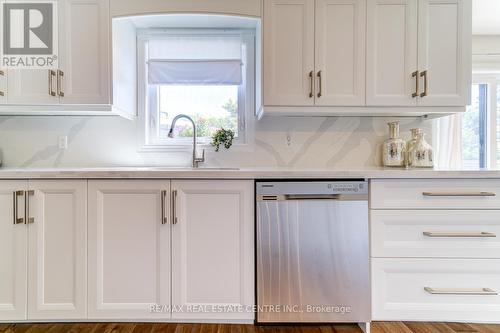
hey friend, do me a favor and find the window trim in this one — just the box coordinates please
[136,28,255,153]
[472,73,500,168]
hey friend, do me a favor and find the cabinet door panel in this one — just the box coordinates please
[7,70,58,105]
[171,180,254,320]
[315,0,365,106]
[0,70,6,104]
[263,0,315,106]
[59,0,110,104]
[417,0,471,106]
[27,180,87,319]
[0,181,28,321]
[88,180,170,319]
[366,0,418,106]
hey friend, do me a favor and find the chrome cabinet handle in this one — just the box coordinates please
[308,71,314,98]
[57,70,64,97]
[422,191,495,197]
[420,70,428,97]
[25,190,34,224]
[48,70,56,96]
[412,70,419,98]
[161,190,168,225]
[317,70,322,98]
[424,287,497,296]
[172,190,178,225]
[423,231,496,238]
[13,191,24,224]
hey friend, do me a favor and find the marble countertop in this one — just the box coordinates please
[1,166,500,179]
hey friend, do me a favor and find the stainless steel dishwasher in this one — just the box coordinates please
[256,180,370,323]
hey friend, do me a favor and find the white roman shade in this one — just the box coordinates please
[147,35,243,85]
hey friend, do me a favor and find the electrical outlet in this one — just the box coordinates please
[58,136,68,149]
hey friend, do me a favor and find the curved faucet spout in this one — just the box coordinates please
[167,114,205,168]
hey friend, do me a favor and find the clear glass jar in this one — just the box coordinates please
[382,122,406,167]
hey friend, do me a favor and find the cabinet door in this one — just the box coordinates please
[171,180,254,320]
[27,180,86,320]
[0,181,28,321]
[0,70,6,104]
[7,69,59,104]
[88,180,170,319]
[263,0,315,106]
[417,0,471,106]
[366,0,418,106]
[58,0,111,104]
[315,0,366,106]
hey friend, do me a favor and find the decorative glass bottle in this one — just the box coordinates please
[382,121,406,167]
[408,130,434,168]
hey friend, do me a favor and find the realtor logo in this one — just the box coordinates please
[1,1,58,68]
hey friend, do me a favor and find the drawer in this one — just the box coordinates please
[372,258,500,322]
[371,210,500,258]
[371,179,500,209]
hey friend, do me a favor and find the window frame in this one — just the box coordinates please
[136,28,255,152]
[472,73,500,168]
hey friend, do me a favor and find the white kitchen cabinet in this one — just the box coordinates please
[0,182,28,321]
[27,180,87,320]
[366,0,418,106]
[366,0,470,107]
[315,0,366,106]
[171,180,254,320]
[2,0,111,109]
[0,70,6,104]
[263,0,315,106]
[372,258,500,322]
[88,180,171,320]
[7,70,60,105]
[59,0,111,105]
[263,0,366,107]
[417,0,471,106]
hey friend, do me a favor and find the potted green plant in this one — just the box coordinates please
[211,128,235,152]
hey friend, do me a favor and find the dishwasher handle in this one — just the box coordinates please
[257,194,367,201]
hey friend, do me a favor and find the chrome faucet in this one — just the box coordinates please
[167,114,205,168]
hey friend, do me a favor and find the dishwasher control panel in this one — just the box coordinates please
[256,181,368,196]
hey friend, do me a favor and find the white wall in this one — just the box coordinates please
[0,115,432,168]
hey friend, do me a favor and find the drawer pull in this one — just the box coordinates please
[424,287,498,296]
[423,231,496,238]
[422,191,496,197]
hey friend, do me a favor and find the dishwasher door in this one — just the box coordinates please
[256,185,370,323]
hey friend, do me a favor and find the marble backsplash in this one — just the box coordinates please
[0,115,433,168]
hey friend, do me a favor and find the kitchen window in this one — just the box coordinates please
[461,75,500,168]
[138,30,255,149]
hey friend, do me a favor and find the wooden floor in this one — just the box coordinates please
[0,323,499,333]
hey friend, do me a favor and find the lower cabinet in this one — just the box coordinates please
[0,180,87,320]
[171,180,254,320]
[372,258,500,322]
[87,180,171,320]
[87,179,254,321]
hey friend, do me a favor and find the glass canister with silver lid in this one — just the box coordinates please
[408,128,434,168]
[382,121,406,167]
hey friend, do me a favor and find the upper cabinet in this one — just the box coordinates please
[263,0,365,107]
[262,0,471,116]
[58,0,111,105]
[366,0,418,106]
[367,0,471,107]
[417,0,471,106]
[1,0,112,114]
[263,0,315,106]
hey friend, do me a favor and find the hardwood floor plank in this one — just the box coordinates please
[372,322,414,333]
[468,324,500,333]
[445,323,477,332]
